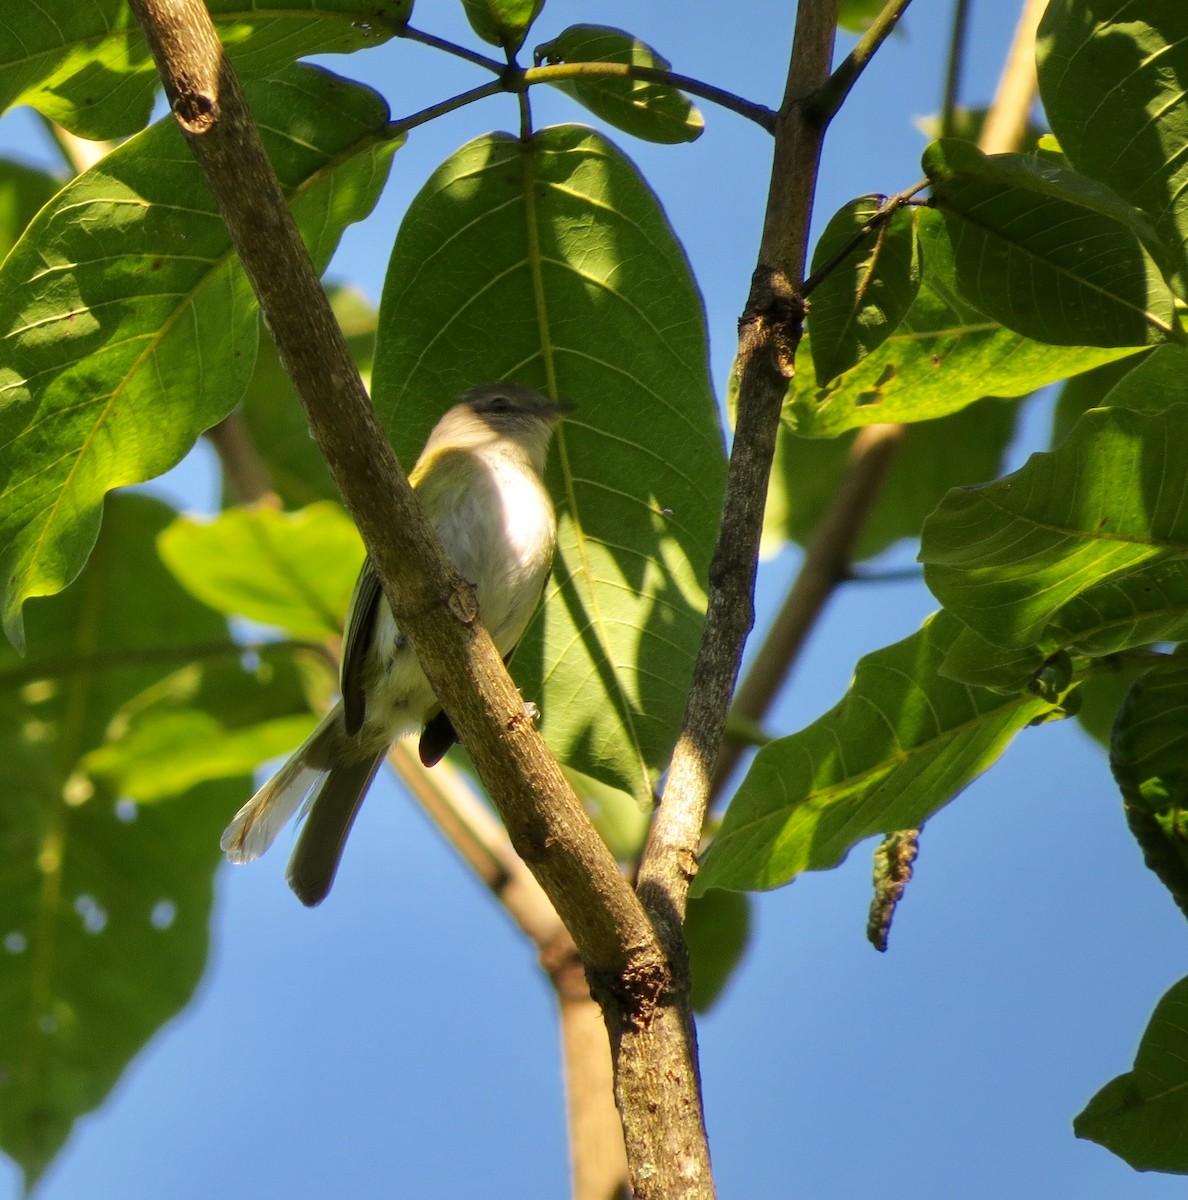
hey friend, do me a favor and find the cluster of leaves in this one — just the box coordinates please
[695,0,1188,1175]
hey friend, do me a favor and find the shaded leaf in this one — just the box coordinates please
[1074,668,1132,750]
[921,405,1188,648]
[788,210,1139,437]
[0,65,398,652]
[1039,1,1188,292]
[1050,355,1146,446]
[0,493,238,1184]
[235,285,376,509]
[535,25,703,145]
[940,556,1188,694]
[372,124,725,804]
[693,612,1055,894]
[158,502,364,640]
[1111,663,1188,922]
[807,196,919,385]
[1075,974,1188,1173]
[461,0,542,49]
[686,890,751,1012]
[0,157,60,259]
[764,392,1014,560]
[923,138,1178,347]
[0,0,412,139]
[79,653,322,802]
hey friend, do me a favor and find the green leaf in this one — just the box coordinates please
[0,157,60,260]
[78,653,321,802]
[764,395,1015,560]
[921,405,1188,648]
[236,285,376,509]
[372,125,725,804]
[838,0,889,33]
[0,0,412,139]
[1050,355,1146,446]
[923,138,1179,347]
[1039,1,1188,294]
[788,211,1139,437]
[693,611,1055,894]
[1110,663,1188,922]
[0,64,398,652]
[1075,974,1188,1173]
[685,890,751,1013]
[807,196,919,385]
[0,492,239,1185]
[460,0,542,50]
[158,502,365,639]
[1096,345,1188,416]
[534,25,703,145]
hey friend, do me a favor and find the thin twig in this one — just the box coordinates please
[389,81,504,136]
[523,62,776,132]
[800,182,928,298]
[636,0,840,930]
[811,0,915,125]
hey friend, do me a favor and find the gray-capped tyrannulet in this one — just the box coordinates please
[220,382,571,905]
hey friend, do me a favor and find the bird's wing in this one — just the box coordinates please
[340,557,384,737]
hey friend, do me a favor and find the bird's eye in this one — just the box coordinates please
[486,395,512,413]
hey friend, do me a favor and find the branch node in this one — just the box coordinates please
[173,88,216,133]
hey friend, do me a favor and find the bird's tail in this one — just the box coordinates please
[286,751,386,907]
[219,709,342,865]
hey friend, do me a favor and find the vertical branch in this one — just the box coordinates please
[940,0,973,138]
[636,2,840,930]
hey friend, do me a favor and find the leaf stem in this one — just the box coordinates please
[388,81,505,135]
[523,62,776,132]
[811,0,915,125]
[398,23,505,73]
[800,181,928,298]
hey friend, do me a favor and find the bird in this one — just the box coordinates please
[219,381,571,906]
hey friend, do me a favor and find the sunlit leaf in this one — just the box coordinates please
[693,612,1055,894]
[0,0,412,139]
[0,493,238,1184]
[788,211,1139,437]
[923,138,1179,347]
[158,502,364,640]
[921,405,1188,648]
[535,25,703,144]
[1076,974,1188,1173]
[0,65,398,652]
[1039,1,1188,293]
[807,196,919,385]
[460,0,542,49]
[372,124,725,804]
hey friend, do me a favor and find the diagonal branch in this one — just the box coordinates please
[126,2,711,1195]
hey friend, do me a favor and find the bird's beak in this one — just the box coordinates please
[545,400,576,420]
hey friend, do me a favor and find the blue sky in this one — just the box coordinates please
[3,1,1186,1196]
